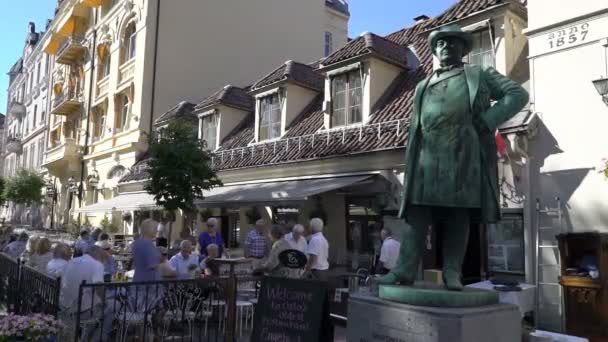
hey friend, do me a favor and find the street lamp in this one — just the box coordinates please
[46,179,57,230]
[592,77,608,105]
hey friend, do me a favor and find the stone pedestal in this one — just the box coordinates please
[348,293,521,342]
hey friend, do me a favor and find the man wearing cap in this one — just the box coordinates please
[379,24,528,290]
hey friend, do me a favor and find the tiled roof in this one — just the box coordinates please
[194,85,254,113]
[252,60,324,92]
[154,101,196,127]
[325,0,349,16]
[432,0,526,27]
[321,32,409,68]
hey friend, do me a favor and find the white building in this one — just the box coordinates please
[3,22,52,227]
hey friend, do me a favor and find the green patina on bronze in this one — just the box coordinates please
[379,284,499,307]
[379,24,529,291]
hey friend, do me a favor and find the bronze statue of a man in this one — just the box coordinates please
[379,24,528,290]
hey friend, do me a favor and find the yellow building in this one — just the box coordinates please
[41,0,349,229]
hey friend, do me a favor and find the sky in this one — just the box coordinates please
[0,0,457,111]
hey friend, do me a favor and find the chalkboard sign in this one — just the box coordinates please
[251,277,333,342]
[279,249,307,269]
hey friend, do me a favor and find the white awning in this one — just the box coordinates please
[195,175,372,208]
[75,192,161,213]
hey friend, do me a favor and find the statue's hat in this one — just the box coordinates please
[428,24,473,56]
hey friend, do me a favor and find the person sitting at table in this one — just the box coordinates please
[200,244,220,277]
[158,247,177,279]
[252,225,293,278]
[99,232,110,242]
[132,219,161,282]
[169,240,200,278]
[28,237,53,272]
[60,246,112,341]
[198,217,225,258]
[47,243,72,278]
[74,229,91,257]
[96,240,117,281]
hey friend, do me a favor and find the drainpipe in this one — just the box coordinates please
[76,8,98,221]
[148,0,161,134]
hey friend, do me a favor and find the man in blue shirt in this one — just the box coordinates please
[169,240,200,278]
[132,219,160,282]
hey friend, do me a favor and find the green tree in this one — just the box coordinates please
[0,177,6,205]
[145,120,222,235]
[3,169,45,205]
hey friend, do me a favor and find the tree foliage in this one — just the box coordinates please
[145,120,223,214]
[0,177,6,205]
[3,169,45,205]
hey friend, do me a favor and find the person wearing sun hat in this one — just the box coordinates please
[378,24,528,290]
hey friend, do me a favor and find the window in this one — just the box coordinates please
[29,144,35,170]
[258,94,281,141]
[99,54,111,80]
[92,106,106,141]
[37,140,44,168]
[325,31,333,57]
[45,55,50,74]
[33,105,37,129]
[345,197,381,254]
[464,29,494,68]
[23,147,28,169]
[36,62,41,84]
[201,114,218,150]
[40,109,46,125]
[115,94,129,132]
[487,212,524,274]
[122,23,137,63]
[331,69,362,127]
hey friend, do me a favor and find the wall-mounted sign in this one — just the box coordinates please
[529,15,608,57]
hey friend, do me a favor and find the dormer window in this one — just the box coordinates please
[201,113,218,150]
[331,69,362,127]
[464,30,494,68]
[258,94,282,141]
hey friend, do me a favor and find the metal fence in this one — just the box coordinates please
[0,253,21,313]
[0,253,62,317]
[68,276,261,342]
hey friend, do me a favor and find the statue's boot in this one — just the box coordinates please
[442,209,470,291]
[377,224,427,285]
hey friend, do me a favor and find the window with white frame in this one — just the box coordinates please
[325,31,333,57]
[99,53,111,80]
[37,140,44,168]
[258,94,282,141]
[92,106,106,141]
[464,29,494,68]
[33,105,37,129]
[331,69,362,127]
[29,144,35,170]
[201,114,218,150]
[115,94,129,132]
[122,23,137,63]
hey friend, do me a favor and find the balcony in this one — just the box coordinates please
[51,85,83,116]
[6,136,23,155]
[96,76,110,100]
[118,59,136,87]
[43,138,82,175]
[8,102,26,120]
[56,34,87,65]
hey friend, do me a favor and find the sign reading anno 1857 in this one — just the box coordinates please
[529,14,608,57]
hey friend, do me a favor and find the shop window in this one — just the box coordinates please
[487,212,525,274]
[230,216,241,248]
[331,69,362,128]
[258,94,281,141]
[345,197,382,255]
[464,29,494,68]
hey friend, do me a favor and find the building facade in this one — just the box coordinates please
[3,22,52,227]
[42,0,349,228]
[524,0,608,332]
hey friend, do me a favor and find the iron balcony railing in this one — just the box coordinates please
[210,117,408,169]
[56,34,86,62]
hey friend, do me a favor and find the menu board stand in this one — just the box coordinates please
[251,276,333,342]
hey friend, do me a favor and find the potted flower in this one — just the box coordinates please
[0,313,64,342]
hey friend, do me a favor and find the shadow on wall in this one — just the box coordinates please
[530,119,601,232]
